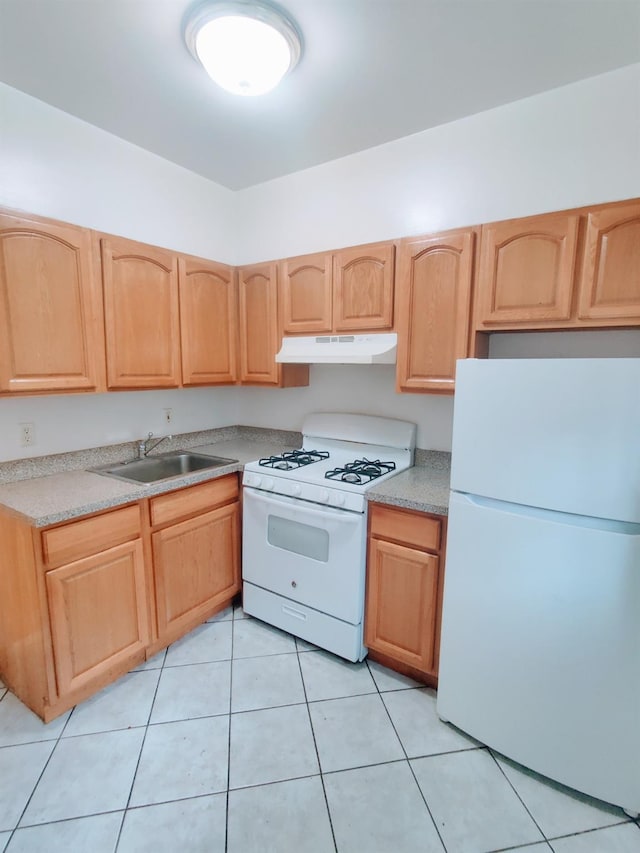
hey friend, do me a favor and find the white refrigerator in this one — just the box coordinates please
[437,358,640,816]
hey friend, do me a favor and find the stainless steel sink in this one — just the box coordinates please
[90,452,238,484]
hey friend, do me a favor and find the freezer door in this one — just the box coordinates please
[451,358,640,523]
[437,490,640,814]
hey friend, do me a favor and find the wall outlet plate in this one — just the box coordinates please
[20,422,35,446]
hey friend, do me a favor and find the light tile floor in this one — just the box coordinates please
[1,604,639,853]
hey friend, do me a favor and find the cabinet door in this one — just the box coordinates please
[280,252,332,334]
[365,537,439,673]
[578,200,640,322]
[153,502,240,641]
[0,212,105,394]
[46,540,149,697]
[476,212,580,327]
[396,229,475,394]
[238,262,280,384]
[101,236,181,388]
[333,242,395,331]
[179,255,237,385]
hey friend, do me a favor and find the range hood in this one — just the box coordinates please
[276,333,397,365]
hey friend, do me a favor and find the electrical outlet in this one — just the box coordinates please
[163,408,173,425]
[20,422,35,447]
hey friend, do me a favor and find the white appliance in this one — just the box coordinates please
[275,333,397,364]
[242,412,416,661]
[437,358,640,816]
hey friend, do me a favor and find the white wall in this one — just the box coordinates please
[0,388,242,463]
[235,64,640,261]
[236,366,455,451]
[233,64,640,449]
[0,83,242,463]
[0,83,239,263]
[1,66,639,462]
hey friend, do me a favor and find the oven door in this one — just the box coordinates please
[242,486,367,625]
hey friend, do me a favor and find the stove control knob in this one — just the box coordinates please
[334,494,346,506]
[264,478,275,490]
[249,475,262,488]
[320,490,330,503]
[292,484,302,496]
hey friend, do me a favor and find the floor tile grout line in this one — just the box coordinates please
[542,819,640,842]
[371,668,450,853]
[8,698,77,840]
[224,607,238,852]
[113,646,168,851]
[294,646,339,853]
[489,750,637,838]
[13,807,129,838]
[488,749,577,845]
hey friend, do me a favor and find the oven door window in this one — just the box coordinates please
[267,514,329,562]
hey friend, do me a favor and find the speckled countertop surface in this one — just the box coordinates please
[367,450,451,515]
[0,434,298,528]
[0,432,451,527]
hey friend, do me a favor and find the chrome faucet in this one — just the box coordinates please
[137,432,173,458]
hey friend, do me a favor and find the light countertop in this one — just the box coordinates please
[0,436,451,527]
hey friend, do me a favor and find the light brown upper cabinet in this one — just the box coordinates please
[238,261,309,387]
[101,235,182,389]
[395,228,476,394]
[578,200,640,323]
[280,252,333,334]
[333,242,395,331]
[475,211,580,329]
[0,210,106,395]
[280,241,395,335]
[179,255,237,385]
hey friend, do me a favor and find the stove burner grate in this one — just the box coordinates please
[325,458,396,484]
[259,449,330,470]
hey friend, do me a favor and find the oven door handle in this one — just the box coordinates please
[244,485,363,523]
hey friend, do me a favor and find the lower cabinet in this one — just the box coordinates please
[150,478,240,648]
[46,538,149,697]
[0,474,240,721]
[365,503,446,683]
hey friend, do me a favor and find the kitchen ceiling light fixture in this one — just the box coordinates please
[184,0,302,96]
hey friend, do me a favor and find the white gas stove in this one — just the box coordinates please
[242,412,416,512]
[242,413,416,661]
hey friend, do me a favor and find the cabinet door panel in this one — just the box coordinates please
[179,256,238,384]
[0,213,105,393]
[281,253,332,334]
[578,201,640,322]
[153,502,240,639]
[476,213,579,327]
[396,230,475,393]
[102,236,181,388]
[365,538,439,673]
[46,540,148,697]
[333,243,395,331]
[238,262,279,384]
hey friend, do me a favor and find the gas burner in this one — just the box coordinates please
[325,458,396,484]
[259,449,330,470]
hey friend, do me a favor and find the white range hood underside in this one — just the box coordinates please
[275,333,397,365]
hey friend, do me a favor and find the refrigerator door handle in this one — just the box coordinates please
[454,491,640,536]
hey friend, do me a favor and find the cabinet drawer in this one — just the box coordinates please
[150,474,238,528]
[369,504,441,552]
[42,505,141,568]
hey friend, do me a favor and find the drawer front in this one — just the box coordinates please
[150,474,238,528]
[369,504,441,552]
[42,504,141,568]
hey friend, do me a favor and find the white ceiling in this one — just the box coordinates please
[1,0,639,190]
